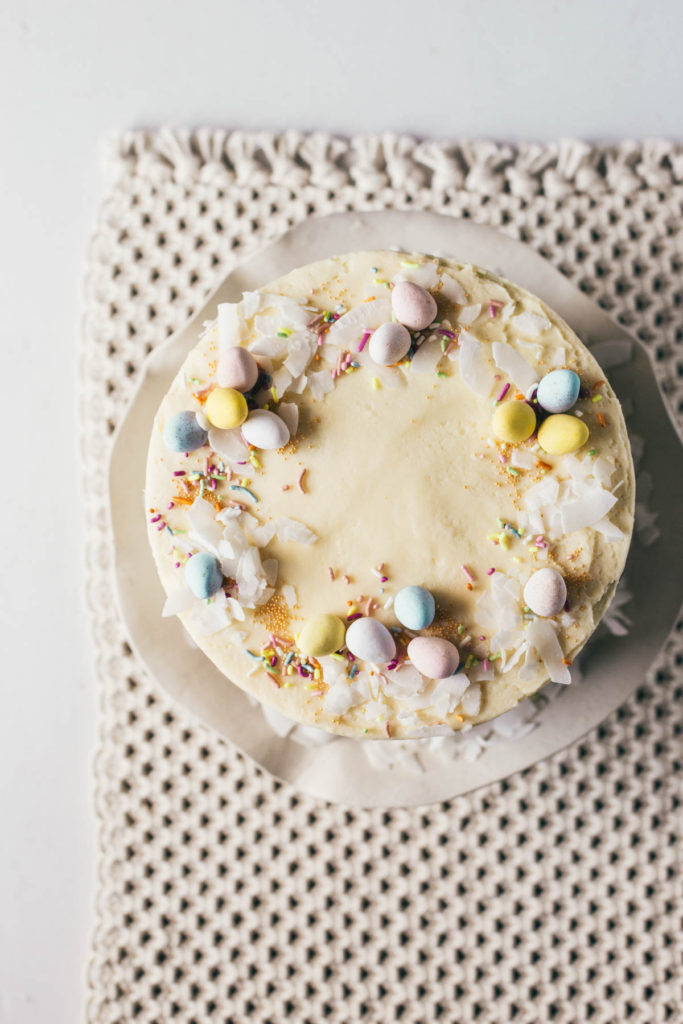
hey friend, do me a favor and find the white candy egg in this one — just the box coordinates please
[369,322,412,365]
[391,281,437,331]
[523,568,567,617]
[345,617,396,664]
[241,409,290,450]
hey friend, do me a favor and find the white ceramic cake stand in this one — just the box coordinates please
[109,211,683,808]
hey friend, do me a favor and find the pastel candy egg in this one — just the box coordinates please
[217,347,259,392]
[205,387,248,429]
[241,409,291,450]
[297,614,345,658]
[163,410,208,452]
[537,369,581,414]
[537,413,589,455]
[391,281,438,331]
[394,586,436,630]
[184,552,223,599]
[491,401,536,444]
[407,637,459,680]
[369,322,412,365]
[345,617,396,664]
[523,568,567,617]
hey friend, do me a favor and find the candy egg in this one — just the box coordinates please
[345,617,396,663]
[205,387,248,429]
[217,347,259,392]
[241,409,291,450]
[537,414,589,455]
[407,637,460,679]
[491,401,536,444]
[368,322,412,365]
[184,551,223,599]
[537,369,581,414]
[163,410,208,452]
[297,614,345,658]
[523,568,567,617]
[391,281,437,331]
[394,586,436,630]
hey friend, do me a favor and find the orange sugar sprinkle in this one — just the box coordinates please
[593,379,606,389]
[597,413,606,427]
[172,494,193,506]
[456,714,465,722]
[514,393,526,400]
[364,296,376,302]
[466,582,473,591]
[562,658,573,666]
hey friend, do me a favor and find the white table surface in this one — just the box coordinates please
[1,2,681,1021]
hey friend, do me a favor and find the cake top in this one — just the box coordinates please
[146,251,634,739]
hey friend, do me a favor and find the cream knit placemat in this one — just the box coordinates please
[82,132,682,1024]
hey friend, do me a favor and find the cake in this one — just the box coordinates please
[145,251,635,739]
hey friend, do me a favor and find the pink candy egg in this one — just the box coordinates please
[217,347,259,392]
[407,636,460,679]
[391,281,437,331]
[369,322,411,365]
[523,568,567,617]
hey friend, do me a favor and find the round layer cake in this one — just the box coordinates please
[146,251,635,739]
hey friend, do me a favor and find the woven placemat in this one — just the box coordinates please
[82,132,682,1024]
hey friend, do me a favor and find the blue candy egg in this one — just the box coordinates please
[536,369,581,414]
[394,585,436,630]
[163,410,208,452]
[184,552,223,599]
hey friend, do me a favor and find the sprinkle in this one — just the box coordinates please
[173,470,186,477]
[282,484,290,491]
[461,565,474,584]
[591,394,603,403]
[507,467,520,477]
[150,514,162,523]
[487,567,495,575]
[496,382,510,403]
[436,371,447,378]
[349,664,359,679]
[499,532,511,550]
[505,523,522,539]
[245,650,262,661]
[372,377,381,390]
[358,331,371,352]
[437,328,455,338]
[597,413,606,427]
[297,469,307,494]
[400,260,420,268]
[270,386,278,402]
[249,453,261,470]
[489,301,502,317]
[277,328,293,338]
[489,652,501,662]
[230,485,257,502]
[498,452,507,465]
[483,658,490,671]
[346,612,362,623]
[284,652,294,666]
[343,574,351,584]
[328,567,336,580]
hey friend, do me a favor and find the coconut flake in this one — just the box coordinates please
[307,369,335,399]
[275,517,318,545]
[439,274,467,305]
[323,682,356,717]
[431,674,470,717]
[560,486,617,533]
[590,339,632,369]
[510,448,536,470]
[325,296,392,347]
[492,340,539,393]
[284,333,316,376]
[281,583,297,607]
[271,365,293,397]
[217,302,243,351]
[162,585,197,617]
[524,475,559,510]
[396,261,440,289]
[460,683,482,716]
[526,619,571,684]
[277,401,299,436]
[262,557,278,586]
[208,426,248,463]
[187,497,223,554]
[500,301,516,322]
[409,337,443,374]
[188,591,231,636]
[458,330,493,396]
[248,334,288,358]
[458,303,481,327]
[511,311,551,336]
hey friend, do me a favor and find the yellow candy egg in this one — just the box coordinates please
[205,387,248,429]
[491,401,536,444]
[297,614,346,658]
[537,414,589,455]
